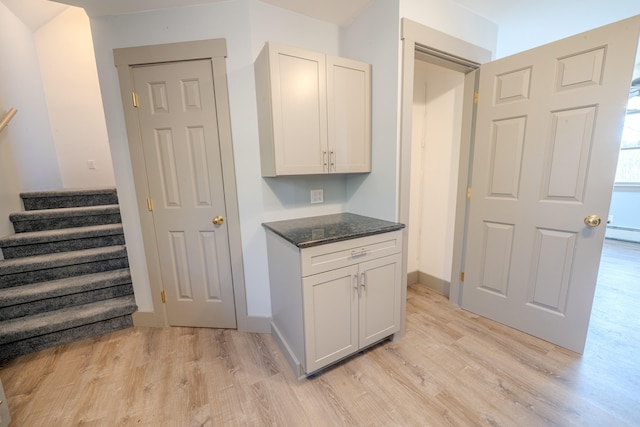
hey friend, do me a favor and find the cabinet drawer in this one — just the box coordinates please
[300,230,402,277]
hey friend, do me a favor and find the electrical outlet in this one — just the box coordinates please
[310,189,324,204]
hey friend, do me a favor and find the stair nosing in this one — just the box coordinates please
[0,224,124,247]
[0,295,137,344]
[0,245,128,275]
[20,188,117,199]
[10,205,120,221]
[0,269,132,307]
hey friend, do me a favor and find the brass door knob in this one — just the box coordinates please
[584,215,601,227]
[212,216,224,225]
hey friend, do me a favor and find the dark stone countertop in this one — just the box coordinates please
[262,213,405,248]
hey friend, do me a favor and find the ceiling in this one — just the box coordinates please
[1,0,377,31]
[3,0,639,36]
[3,0,527,31]
[0,0,606,32]
[1,0,68,31]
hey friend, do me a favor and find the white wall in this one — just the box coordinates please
[408,59,464,280]
[0,119,22,240]
[341,0,496,224]
[9,0,496,321]
[35,7,115,189]
[400,0,497,55]
[89,0,357,318]
[494,2,640,58]
[607,186,640,242]
[0,3,23,237]
[0,2,62,194]
[343,0,401,222]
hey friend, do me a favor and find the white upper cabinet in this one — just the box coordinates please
[326,55,372,173]
[255,42,371,176]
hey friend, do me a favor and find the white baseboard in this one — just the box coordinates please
[606,226,640,243]
[132,310,272,332]
[132,311,163,327]
[271,322,304,379]
[407,270,450,297]
[242,316,272,334]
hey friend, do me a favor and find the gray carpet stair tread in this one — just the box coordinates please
[10,205,120,221]
[0,187,135,359]
[0,269,131,307]
[20,188,117,199]
[0,245,127,275]
[0,295,137,344]
[0,224,123,247]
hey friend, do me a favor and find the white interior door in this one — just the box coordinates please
[132,59,236,328]
[462,17,640,353]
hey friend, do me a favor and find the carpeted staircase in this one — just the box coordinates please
[0,188,137,361]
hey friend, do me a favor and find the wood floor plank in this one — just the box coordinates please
[1,239,638,426]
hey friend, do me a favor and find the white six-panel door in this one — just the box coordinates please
[132,59,236,328]
[462,17,640,353]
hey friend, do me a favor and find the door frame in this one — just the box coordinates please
[398,19,492,326]
[114,39,249,330]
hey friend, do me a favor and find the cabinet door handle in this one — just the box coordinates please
[323,150,328,171]
[330,150,335,171]
[360,272,366,291]
[353,274,360,297]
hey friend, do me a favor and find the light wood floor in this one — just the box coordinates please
[1,239,638,426]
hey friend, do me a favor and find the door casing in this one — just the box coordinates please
[398,19,491,337]
[114,39,251,331]
[399,18,639,351]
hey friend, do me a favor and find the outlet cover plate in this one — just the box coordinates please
[310,189,324,204]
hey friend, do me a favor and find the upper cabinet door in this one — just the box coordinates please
[255,42,371,176]
[327,56,372,174]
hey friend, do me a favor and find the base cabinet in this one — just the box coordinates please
[266,229,403,377]
[303,253,402,373]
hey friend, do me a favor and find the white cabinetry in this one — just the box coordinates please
[266,230,402,377]
[255,42,371,176]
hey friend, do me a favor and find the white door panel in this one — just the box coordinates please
[463,17,640,353]
[133,59,236,328]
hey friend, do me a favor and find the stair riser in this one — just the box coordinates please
[0,258,129,289]
[1,234,126,259]
[22,194,118,211]
[12,214,122,233]
[0,284,134,321]
[0,315,133,361]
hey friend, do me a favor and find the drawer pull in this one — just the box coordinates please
[351,248,368,257]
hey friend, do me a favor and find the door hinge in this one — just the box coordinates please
[161,290,166,303]
[474,91,479,104]
[467,187,472,198]
[147,197,153,211]
[132,92,139,108]
[460,272,465,282]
